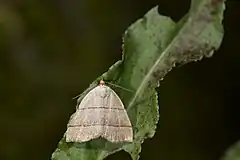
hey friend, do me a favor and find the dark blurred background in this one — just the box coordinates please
[0,0,239,160]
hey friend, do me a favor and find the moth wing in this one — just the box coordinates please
[101,87,133,143]
[66,86,103,142]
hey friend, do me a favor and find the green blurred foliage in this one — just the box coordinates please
[0,0,240,160]
[221,141,240,160]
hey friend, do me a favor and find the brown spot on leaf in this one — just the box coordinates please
[211,0,223,6]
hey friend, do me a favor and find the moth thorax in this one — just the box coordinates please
[98,86,110,98]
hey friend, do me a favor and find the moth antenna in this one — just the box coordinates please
[105,81,134,93]
[72,81,99,100]
[72,94,82,100]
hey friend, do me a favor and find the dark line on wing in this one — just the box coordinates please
[78,107,124,110]
[68,124,132,128]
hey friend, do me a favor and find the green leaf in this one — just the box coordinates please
[221,141,240,160]
[52,0,226,159]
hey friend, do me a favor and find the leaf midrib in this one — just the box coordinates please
[126,6,202,111]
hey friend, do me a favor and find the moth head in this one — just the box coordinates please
[99,80,105,86]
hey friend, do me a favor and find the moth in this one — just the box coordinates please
[66,80,133,143]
